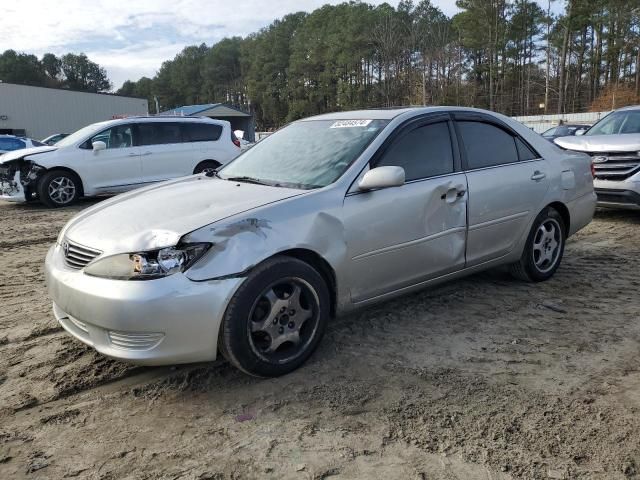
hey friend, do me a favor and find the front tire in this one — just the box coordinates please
[37,170,81,208]
[219,256,330,377]
[510,207,566,282]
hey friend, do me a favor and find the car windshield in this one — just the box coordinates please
[55,122,113,147]
[586,110,640,136]
[218,119,388,189]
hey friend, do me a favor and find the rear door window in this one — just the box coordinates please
[137,123,183,146]
[457,121,519,169]
[183,123,222,142]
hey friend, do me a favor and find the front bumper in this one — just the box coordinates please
[45,244,244,365]
[0,172,26,202]
[594,177,640,210]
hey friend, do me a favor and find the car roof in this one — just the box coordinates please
[301,106,512,121]
[122,116,228,125]
[78,116,229,131]
[90,116,229,130]
[303,107,418,121]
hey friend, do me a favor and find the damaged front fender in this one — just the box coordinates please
[181,192,348,306]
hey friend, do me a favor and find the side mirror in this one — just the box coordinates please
[358,166,405,191]
[575,129,586,136]
[92,141,107,151]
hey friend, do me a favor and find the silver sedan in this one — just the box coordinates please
[45,107,597,377]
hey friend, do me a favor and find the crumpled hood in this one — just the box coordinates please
[62,175,305,253]
[554,134,640,153]
[0,146,58,164]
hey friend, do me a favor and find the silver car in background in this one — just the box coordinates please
[45,107,596,377]
[555,105,640,209]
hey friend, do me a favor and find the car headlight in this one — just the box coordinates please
[84,243,211,280]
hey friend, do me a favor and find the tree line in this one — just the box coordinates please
[0,50,111,93]
[118,0,640,130]
[4,1,639,129]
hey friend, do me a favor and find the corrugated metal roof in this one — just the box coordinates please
[161,103,252,117]
[161,103,222,116]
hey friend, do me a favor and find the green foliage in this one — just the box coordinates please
[4,1,638,126]
[0,50,111,93]
[0,50,47,86]
[60,53,111,93]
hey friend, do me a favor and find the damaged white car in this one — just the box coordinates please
[45,107,596,377]
[0,116,240,207]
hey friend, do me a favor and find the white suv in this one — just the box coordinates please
[554,106,640,210]
[0,116,241,207]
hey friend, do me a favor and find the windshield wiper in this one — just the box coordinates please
[223,175,273,186]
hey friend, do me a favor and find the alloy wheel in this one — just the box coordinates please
[532,218,562,273]
[48,176,76,205]
[248,277,320,363]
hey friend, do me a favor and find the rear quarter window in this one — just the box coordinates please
[183,123,222,142]
[515,137,539,161]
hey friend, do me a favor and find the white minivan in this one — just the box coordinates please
[0,116,241,207]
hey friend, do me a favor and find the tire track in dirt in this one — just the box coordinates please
[0,203,639,479]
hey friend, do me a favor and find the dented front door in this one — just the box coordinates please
[343,173,468,303]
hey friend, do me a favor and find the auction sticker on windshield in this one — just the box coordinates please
[330,120,372,128]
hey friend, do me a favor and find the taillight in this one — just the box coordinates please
[591,161,595,177]
[233,138,241,148]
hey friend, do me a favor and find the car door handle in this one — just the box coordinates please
[127,153,138,157]
[440,188,466,202]
[531,171,546,181]
[141,152,152,156]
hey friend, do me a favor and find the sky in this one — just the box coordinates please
[1,0,558,90]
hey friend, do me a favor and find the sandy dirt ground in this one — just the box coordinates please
[0,199,639,480]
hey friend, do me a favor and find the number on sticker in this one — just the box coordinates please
[330,120,373,128]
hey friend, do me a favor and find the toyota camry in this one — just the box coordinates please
[45,107,596,377]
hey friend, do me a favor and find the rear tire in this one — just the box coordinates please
[193,160,220,176]
[510,207,566,282]
[218,256,330,377]
[37,170,81,208]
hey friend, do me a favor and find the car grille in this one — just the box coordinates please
[62,239,102,269]
[590,152,640,180]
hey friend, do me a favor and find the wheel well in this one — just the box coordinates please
[277,248,337,318]
[194,159,221,174]
[41,167,85,196]
[548,201,570,232]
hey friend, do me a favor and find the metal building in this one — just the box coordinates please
[161,103,255,142]
[0,82,148,140]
